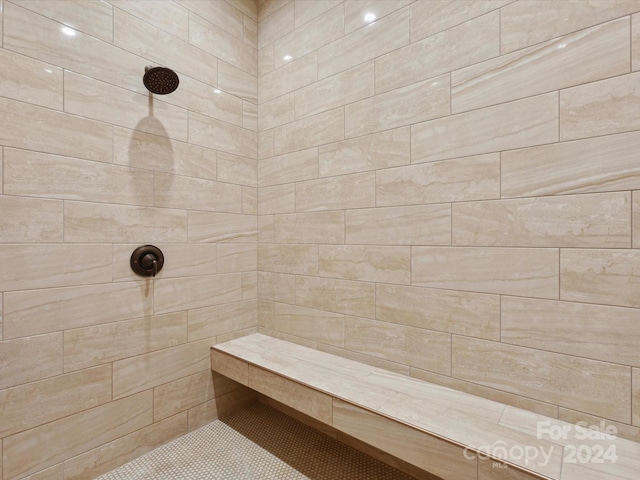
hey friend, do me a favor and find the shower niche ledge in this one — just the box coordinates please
[211,333,639,480]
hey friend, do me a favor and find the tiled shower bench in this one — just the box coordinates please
[211,334,640,480]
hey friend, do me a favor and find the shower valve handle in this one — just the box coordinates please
[130,245,164,278]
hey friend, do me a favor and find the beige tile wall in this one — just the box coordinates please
[257,0,640,443]
[0,0,258,478]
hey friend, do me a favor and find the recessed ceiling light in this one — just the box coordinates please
[61,26,77,37]
[364,12,376,22]
[283,55,293,62]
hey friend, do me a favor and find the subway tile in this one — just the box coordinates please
[3,2,142,92]
[412,247,559,299]
[412,93,559,163]
[452,17,630,113]
[168,76,244,127]
[258,148,318,187]
[319,245,410,284]
[243,186,258,215]
[296,61,373,120]
[24,464,63,480]
[0,195,63,243]
[273,107,344,156]
[218,243,258,273]
[4,148,153,206]
[332,399,476,480]
[12,0,114,42]
[244,15,258,48]
[179,0,244,40]
[558,408,640,444]
[294,0,341,28]
[377,284,500,341]
[0,244,111,291]
[188,300,257,342]
[410,0,510,42]
[113,127,217,180]
[377,154,500,206]
[258,272,296,304]
[218,61,257,103]
[274,303,345,347]
[344,0,413,34]
[188,212,256,242]
[259,51,317,103]
[259,129,274,159]
[258,299,276,329]
[62,413,187,480]
[187,385,257,430]
[258,215,275,243]
[113,8,217,85]
[189,112,257,159]
[452,336,631,423]
[634,369,640,426]
[274,211,345,244]
[243,271,258,301]
[0,365,112,438]
[501,0,640,54]
[296,172,375,211]
[452,192,632,248]
[259,0,294,47]
[258,184,296,214]
[64,71,188,142]
[155,173,243,213]
[0,333,62,390]
[259,43,275,76]
[153,371,222,422]
[318,8,409,79]
[296,276,375,317]
[3,282,152,339]
[634,13,640,71]
[259,93,295,131]
[154,273,242,314]
[275,5,344,69]
[231,0,257,20]
[346,317,451,375]
[243,99,258,131]
[110,0,188,41]
[345,204,451,245]
[113,244,217,281]
[217,152,257,187]
[501,131,640,197]
[0,97,112,163]
[561,249,640,308]
[319,127,409,177]
[478,458,546,480]
[502,296,640,367]
[249,365,333,424]
[259,244,319,275]
[3,391,153,479]
[345,74,450,138]
[64,313,187,372]
[210,349,249,385]
[0,48,62,109]
[560,71,640,141]
[377,11,499,94]
[258,0,290,22]
[113,339,213,399]
[189,10,257,75]
[64,201,187,243]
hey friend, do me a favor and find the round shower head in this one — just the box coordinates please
[143,66,179,95]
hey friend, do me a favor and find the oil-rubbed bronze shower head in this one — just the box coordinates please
[143,66,179,95]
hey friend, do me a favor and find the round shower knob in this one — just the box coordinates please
[130,245,164,277]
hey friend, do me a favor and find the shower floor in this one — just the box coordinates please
[96,402,418,480]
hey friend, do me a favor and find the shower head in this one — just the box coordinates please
[143,66,179,95]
